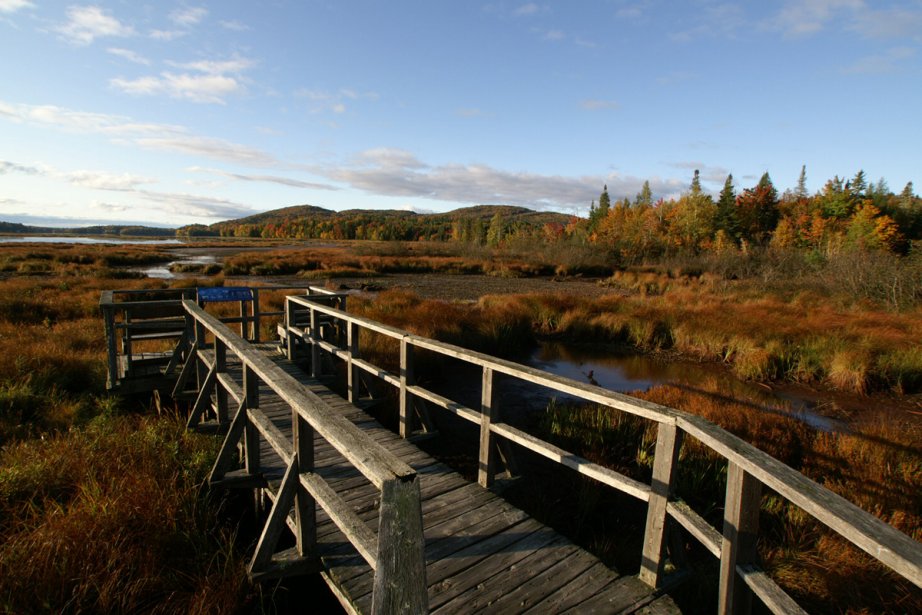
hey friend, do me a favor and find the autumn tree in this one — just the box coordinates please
[736,172,780,244]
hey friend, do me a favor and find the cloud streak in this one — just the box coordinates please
[55,5,135,45]
[322,148,684,212]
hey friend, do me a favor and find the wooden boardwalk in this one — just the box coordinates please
[244,344,678,614]
[101,287,922,614]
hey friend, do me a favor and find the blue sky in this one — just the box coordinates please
[1,1,920,227]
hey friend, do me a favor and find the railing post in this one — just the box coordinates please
[348,321,361,404]
[194,318,207,386]
[719,461,762,615]
[103,306,118,388]
[478,366,497,488]
[214,338,228,424]
[252,288,262,342]
[310,307,321,378]
[399,338,414,438]
[640,422,683,586]
[285,298,296,361]
[292,406,316,557]
[243,365,261,487]
[372,476,427,614]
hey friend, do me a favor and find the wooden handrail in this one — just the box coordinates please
[182,299,427,612]
[285,294,922,613]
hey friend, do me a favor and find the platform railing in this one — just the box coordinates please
[182,299,427,614]
[99,285,339,391]
[285,294,922,615]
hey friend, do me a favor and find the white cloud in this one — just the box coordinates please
[770,0,864,37]
[111,55,255,104]
[841,46,916,74]
[848,6,922,39]
[0,0,33,13]
[55,5,135,45]
[66,170,156,191]
[322,148,683,213]
[169,6,207,27]
[514,3,541,16]
[149,28,185,41]
[544,29,565,41]
[220,19,249,32]
[294,88,379,115]
[112,72,241,104]
[581,99,619,111]
[106,47,151,65]
[0,99,277,167]
[135,136,276,166]
[188,166,339,191]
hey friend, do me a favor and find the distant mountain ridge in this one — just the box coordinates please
[0,204,575,239]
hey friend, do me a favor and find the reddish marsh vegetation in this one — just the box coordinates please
[0,243,264,613]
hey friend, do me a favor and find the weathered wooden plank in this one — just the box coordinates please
[719,462,762,615]
[490,421,651,501]
[640,422,683,586]
[522,560,623,614]
[738,564,808,615]
[432,547,589,614]
[300,471,378,568]
[560,574,668,614]
[667,500,722,558]
[372,476,427,614]
[679,413,922,588]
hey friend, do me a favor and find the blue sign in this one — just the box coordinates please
[197,287,253,302]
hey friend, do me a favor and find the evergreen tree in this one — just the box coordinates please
[690,169,702,195]
[901,181,915,204]
[635,180,652,206]
[588,185,611,233]
[851,169,868,197]
[795,165,808,199]
[714,173,739,240]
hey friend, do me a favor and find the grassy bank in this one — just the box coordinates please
[0,243,263,613]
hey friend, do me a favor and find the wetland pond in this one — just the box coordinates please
[526,342,848,432]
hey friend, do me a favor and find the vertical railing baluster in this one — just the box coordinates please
[215,338,228,424]
[399,338,414,438]
[348,321,361,404]
[292,406,316,558]
[310,308,320,378]
[285,297,296,361]
[640,422,683,586]
[243,364,261,508]
[252,288,262,342]
[103,305,118,388]
[718,462,762,615]
[478,366,496,488]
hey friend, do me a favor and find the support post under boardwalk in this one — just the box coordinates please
[372,476,427,615]
[719,461,762,615]
[640,422,683,586]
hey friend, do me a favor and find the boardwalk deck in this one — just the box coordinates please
[236,343,678,614]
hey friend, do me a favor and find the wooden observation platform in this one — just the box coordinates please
[101,287,922,614]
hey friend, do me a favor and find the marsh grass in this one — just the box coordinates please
[0,243,269,613]
[540,379,921,613]
[0,415,255,614]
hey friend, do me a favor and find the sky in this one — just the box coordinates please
[0,1,920,228]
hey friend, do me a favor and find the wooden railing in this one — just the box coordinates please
[99,285,339,390]
[180,299,427,614]
[284,294,922,615]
